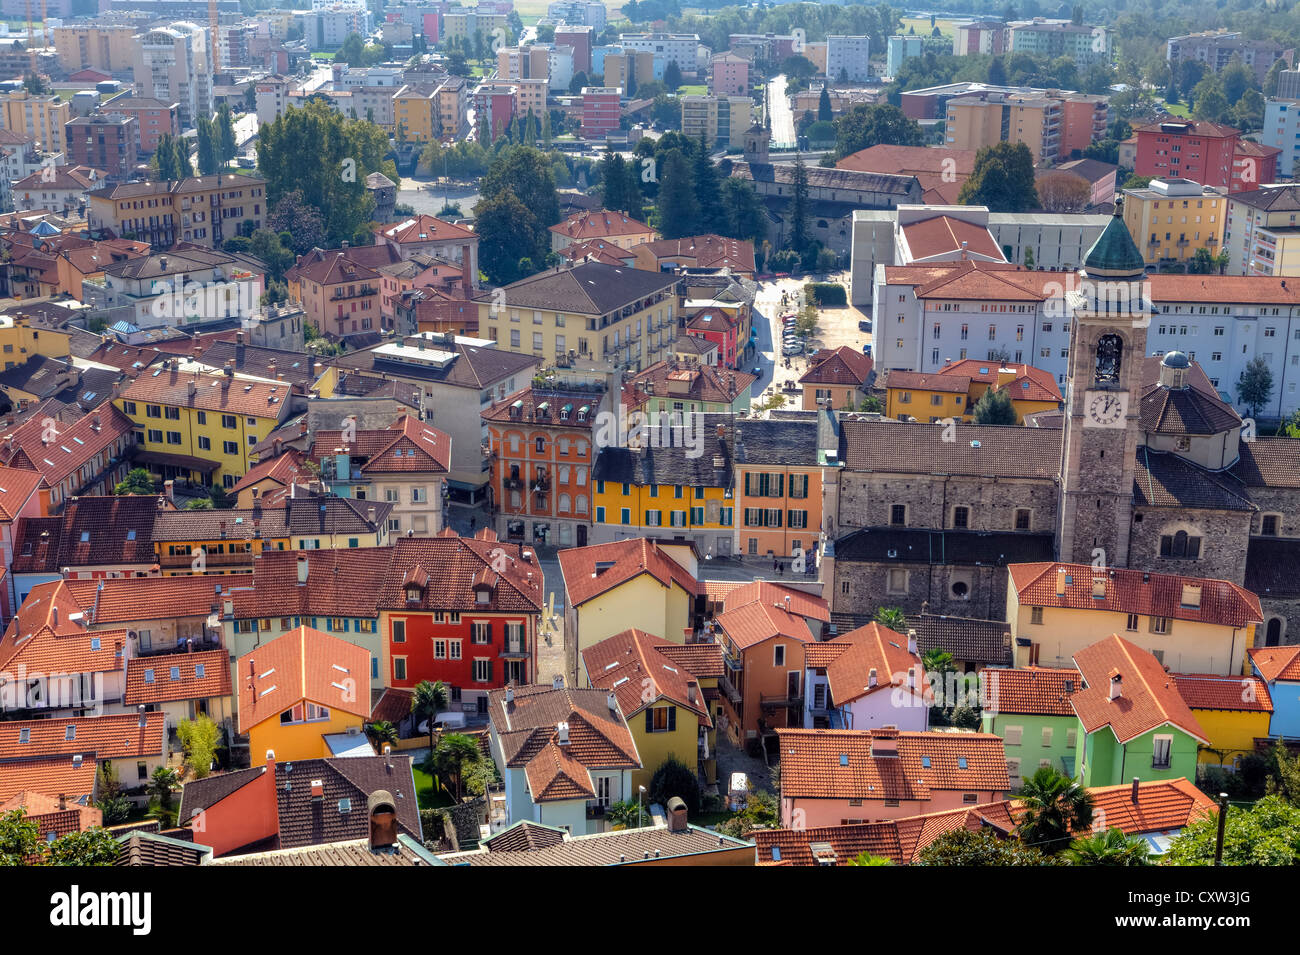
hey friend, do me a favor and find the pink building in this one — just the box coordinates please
[710,52,750,97]
[776,727,1010,828]
[556,25,594,74]
[96,97,179,156]
[581,87,621,138]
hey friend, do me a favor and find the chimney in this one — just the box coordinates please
[667,797,689,832]
[367,505,377,526]
[1109,670,1123,701]
[868,667,878,688]
[57,793,66,810]
[310,778,324,801]
[461,243,473,294]
[137,704,146,728]
[556,720,570,745]
[870,727,899,758]
[188,380,197,398]
[1131,776,1140,803]
[552,674,564,690]
[91,413,100,431]
[164,479,174,503]
[505,683,514,704]
[368,791,399,851]
[251,486,260,503]
[51,605,58,626]
[1055,567,1067,596]
[297,554,309,585]
[907,628,918,655]
[273,438,283,457]
[607,692,618,712]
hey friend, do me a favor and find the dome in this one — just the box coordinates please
[1161,351,1190,369]
[1083,205,1145,276]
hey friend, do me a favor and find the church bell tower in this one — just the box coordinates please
[1057,204,1150,568]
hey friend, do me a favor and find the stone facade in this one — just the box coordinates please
[838,473,1059,535]
[834,559,1013,622]
[1128,507,1254,590]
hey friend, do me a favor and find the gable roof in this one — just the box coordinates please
[0,755,98,803]
[633,234,755,272]
[581,628,712,724]
[227,546,393,619]
[236,626,372,732]
[118,367,292,420]
[1171,673,1272,713]
[839,418,1062,478]
[0,467,45,522]
[559,537,699,608]
[482,262,680,315]
[377,534,544,613]
[0,402,135,489]
[1071,635,1209,744]
[0,579,130,676]
[805,623,925,706]
[0,712,166,760]
[1249,645,1300,683]
[311,414,451,474]
[64,575,223,623]
[125,649,232,706]
[800,346,874,388]
[549,209,654,241]
[374,214,476,246]
[979,666,1079,717]
[274,756,422,849]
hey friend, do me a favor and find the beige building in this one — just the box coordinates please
[0,91,71,152]
[52,23,141,73]
[681,94,753,148]
[945,90,1062,163]
[1122,177,1226,268]
[87,174,268,249]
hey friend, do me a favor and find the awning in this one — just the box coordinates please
[445,478,485,491]
[132,450,219,472]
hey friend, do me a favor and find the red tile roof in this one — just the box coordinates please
[227,546,394,619]
[0,403,135,488]
[1008,562,1263,628]
[0,790,102,836]
[1171,673,1272,713]
[550,209,655,242]
[884,370,971,394]
[1147,274,1300,306]
[581,628,712,725]
[980,666,1079,717]
[775,728,1010,801]
[378,534,544,613]
[312,415,450,474]
[938,358,1061,402]
[656,641,725,679]
[1250,645,1300,683]
[0,712,166,760]
[0,580,131,675]
[716,598,814,650]
[882,261,1071,302]
[0,466,45,522]
[559,537,699,608]
[721,581,830,623]
[632,234,756,273]
[1062,777,1217,835]
[557,238,634,266]
[119,367,292,420]
[799,346,873,387]
[230,448,310,500]
[235,626,372,733]
[900,215,1004,262]
[807,623,925,706]
[64,575,222,624]
[124,649,232,706]
[0,755,98,803]
[374,214,476,246]
[1071,635,1209,744]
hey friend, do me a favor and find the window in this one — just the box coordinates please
[1030,606,1043,625]
[392,620,406,643]
[952,506,969,529]
[1159,531,1201,559]
[473,622,491,643]
[223,441,238,455]
[1005,726,1024,746]
[1150,616,1171,635]
[1014,508,1030,531]
[222,415,237,429]
[1041,727,1053,747]
[1126,613,1139,632]
[890,504,906,526]
[473,659,492,682]
[1152,735,1173,770]
[774,645,785,666]
[198,436,211,450]
[887,568,908,594]
[1262,514,1280,536]
[394,657,407,680]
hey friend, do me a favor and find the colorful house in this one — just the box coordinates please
[236,626,373,766]
[733,415,828,561]
[799,346,874,412]
[803,623,927,731]
[979,666,1082,786]
[885,359,1061,423]
[1173,672,1273,767]
[582,628,716,790]
[775,727,1011,828]
[1072,634,1209,788]
[628,361,756,414]
[122,648,234,736]
[1249,645,1300,740]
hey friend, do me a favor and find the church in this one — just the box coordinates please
[828,209,1300,649]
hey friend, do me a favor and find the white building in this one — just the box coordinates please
[133,22,214,130]
[618,32,700,80]
[548,0,606,31]
[301,2,373,50]
[548,45,574,92]
[827,35,872,83]
[1263,97,1300,177]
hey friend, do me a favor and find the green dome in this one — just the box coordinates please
[1084,213,1145,275]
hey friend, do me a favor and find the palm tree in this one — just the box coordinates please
[147,766,180,828]
[366,720,398,754]
[847,852,894,865]
[432,733,482,800]
[1016,766,1094,853]
[873,606,908,632]
[1064,827,1151,866]
[410,680,448,755]
[606,799,643,830]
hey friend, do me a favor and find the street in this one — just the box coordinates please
[766,74,796,150]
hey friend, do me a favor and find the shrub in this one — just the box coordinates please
[649,756,701,814]
[804,282,847,306]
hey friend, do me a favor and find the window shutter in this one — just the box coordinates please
[645,709,654,733]
[744,472,751,495]
[776,474,784,497]
[668,706,676,732]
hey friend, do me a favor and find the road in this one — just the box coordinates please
[766,74,796,150]
[748,275,833,411]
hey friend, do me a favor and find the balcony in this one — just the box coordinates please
[717,671,742,706]
[760,691,804,710]
[329,284,378,301]
[531,474,551,492]
[159,549,258,569]
[500,640,529,659]
[503,477,523,490]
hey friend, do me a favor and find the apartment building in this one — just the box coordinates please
[87,174,268,250]
[1167,30,1291,86]
[51,22,141,74]
[1134,118,1280,195]
[1122,177,1226,269]
[944,89,1062,163]
[617,33,700,80]
[1008,19,1108,68]
[681,94,753,148]
[953,20,1008,56]
[63,114,139,181]
[827,35,872,82]
[557,24,594,73]
[97,96,180,156]
[548,0,606,30]
[1224,184,1300,276]
[710,52,749,96]
[1263,98,1300,177]
[0,91,71,152]
[885,35,923,79]
[133,22,214,130]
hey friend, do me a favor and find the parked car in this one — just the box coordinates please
[751,366,762,377]
[783,342,803,356]
[863,344,872,355]
[858,320,872,332]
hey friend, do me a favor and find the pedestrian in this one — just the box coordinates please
[777,560,784,576]
[773,557,779,572]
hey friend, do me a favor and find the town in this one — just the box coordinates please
[0,0,1294,882]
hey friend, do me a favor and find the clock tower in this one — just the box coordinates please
[1057,206,1150,568]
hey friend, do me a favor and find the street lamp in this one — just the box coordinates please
[637,784,646,829]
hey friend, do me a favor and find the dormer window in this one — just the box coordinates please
[405,586,422,603]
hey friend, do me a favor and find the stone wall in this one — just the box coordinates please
[838,472,1059,535]
[1127,507,1254,587]
[833,558,1011,621]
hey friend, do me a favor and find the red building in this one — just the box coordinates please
[381,531,544,703]
[475,88,516,141]
[63,114,138,180]
[581,87,622,139]
[98,97,180,156]
[684,307,739,368]
[1134,118,1281,194]
[556,25,594,74]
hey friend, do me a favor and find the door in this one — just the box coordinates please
[1267,618,1283,647]
[577,524,587,547]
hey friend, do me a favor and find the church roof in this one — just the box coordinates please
[1084,210,1145,274]
[1133,448,1256,512]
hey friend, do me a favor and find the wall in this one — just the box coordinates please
[1193,707,1270,766]
[248,705,364,765]
[984,711,1079,784]
[188,763,275,857]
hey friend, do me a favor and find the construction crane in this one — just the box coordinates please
[209,0,220,75]
[25,0,34,75]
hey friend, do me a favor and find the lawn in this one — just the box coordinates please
[899,16,963,38]
[412,766,456,809]
[691,810,737,829]
[677,84,708,96]
[1161,100,1192,118]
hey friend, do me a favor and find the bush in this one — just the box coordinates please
[649,756,701,815]
[805,282,847,307]
[767,248,801,272]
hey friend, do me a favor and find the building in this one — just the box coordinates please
[548,1,606,31]
[803,623,927,731]
[1006,562,1263,674]
[1223,184,1300,275]
[1249,645,1300,739]
[582,628,715,789]
[617,33,699,80]
[1055,157,1119,208]
[51,22,141,74]
[826,35,872,83]
[1121,177,1226,269]
[62,115,138,181]
[0,403,136,514]
[87,174,268,250]
[710,52,749,97]
[680,94,753,149]
[1133,118,1280,195]
[1167,30,1292,86]
[943,88,1063,164]
[557,24,595,73]
[1263,98,1300,178]
[979,666,1082,785]
[885,35,923,79]
[133,22,214,130]
[733,415,830,560]
[799,346,874,413]
[550,210,656,254]
[10,165,103,217]
[580,87,621,139]
[123,648,234,735]
[1008,19,1108,68]
[0,91,71,153]
[285,248,384,338]
[0,712,167,794]
[953,20,1008,56]
[96,246,265,330]
[486,682,641,835]
[775,727,1010,827]
[1072,634,1208,788]
[1173,672,1272,767]
[629,234,756,278]
[883,358,1061,423]
[837,145,977,205]
[95,97,180,158]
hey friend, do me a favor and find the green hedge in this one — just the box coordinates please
[805,282,847,307]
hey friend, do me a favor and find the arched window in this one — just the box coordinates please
[575,495,588,515]
[558,494,571,513]
[1173,530,1188,557]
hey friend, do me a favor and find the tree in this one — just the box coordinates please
[334,33,366,66]
[176,715,220,779]
[988,57,1008,86]
[216,104,237,167]
[663,60,682,92]
[569,70,589,96]
[818,86,833,122]
[1233,88,1265,133]
[692,132,725,234]
[873,607,908,632]
[185,498,214,510]
[847,852,894,865]
[1188,246,1228,275]
[23,73,48,95]
[475,145,561,273]
[1166,794,1300,866]
[115,468,155,496]
[0,809,40,865]
[719,178,766,245]
[1121,173,1153,190]
[787,153,810,253]
[195,116,221,176]
[649,756,701,814]
[606,799,646,829]
[45,828,119,866]
[1036,171,1091,213]
[1015,766,1094,854]
[959,141,1039,213]
[432,733,482,800]
[411,680,448,755]
[366,720,398,755]
[1265,57,1288,98]
[916,827,1055,865]
[654,149,699,239]
[972,387,1019,425]
[94,763,131,825]
[1064,828,1152,866]
[475,190,539,285]
[1236,356,1274,418]
[833,104,924,159]
[247,229,297,282]
[153,133,179,181]
[1191,76,1231,124]
[146,766,180,828]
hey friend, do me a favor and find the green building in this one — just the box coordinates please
[980,667,1081,788]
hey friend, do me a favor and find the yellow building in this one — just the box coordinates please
[1007,562,1263,676]
[394,84,438,142]
[115,361,295,488]
[236,626,373,767]
[582,629,718,789]
[0,313,71,363]
[885,359,1062,423]
[86,174,268,250]
[558,538,700,683]
[944,92,1061,164]
[1175,674,1274,767]
[1123,178,1227,268]
[477,262,681,373]
[0,91,71,152]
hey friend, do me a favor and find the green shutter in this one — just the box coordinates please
[645,709,655,733]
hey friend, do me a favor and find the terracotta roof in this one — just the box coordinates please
[124,649,232,706]
[1233,439,1300,488]
[439,822,753,865]
[799,346,873,388]
[273,756,422,849]
[1146,273,1300,306]
[0,755,97,803]
[937,358,1061,403]
[630,360,755,405]
[369,687,414,725]
[1032,777,1217,837]
[482,820,568,852]
[557,238,634,266]
[656,641,725,678]
[1007,562,1263,628]
[119,366,291,420]
[0,402,135,488]
[882,261,1071,302]
[0,791,101,838]
[979,666,1079,717]
[550,209,655,241]
[775,728,1010,801]
[64,575,222,623]
[1135,118,1240,137]
[0,712,166,760]
[884,370,971,394]
[722,581,829,622]
[633,234,755,272]
[377,535,544,613]
[482,384,622,427]
[235,626,372,733]
[716,597,815,650]
[839,418,1062,478]
[581,628,712,724]
[900,215,1004,261]
[1249,645,1300,683]
[480,262,681,315]
[0,579,132,675]
[807,623,925,707]
[311,415,450,474]
[374,214,476,246]
[0,467,45,522]
[229,448,310,500]
[1172,673,1272,713]
[559,537,699,607]
[1071,635,1208,744]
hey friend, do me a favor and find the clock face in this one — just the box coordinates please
[1085,391,1126,428]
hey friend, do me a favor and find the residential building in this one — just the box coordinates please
[710,53,750,99]
[1055,157,1119,208]
[0,712,167,793]
[133,22,214,130]
[629,360,754,415]
[1122,177,1227,268]
[1008,19,1108,68]
[557,24,595,73]
[87,174,268,251]
[1263,98,1300,178]
[373,214,479,275]
[803,623,927,731]
[63,115,138,181]
[775,727,1010,827]
[96,246,265,330]
[979,666,1082,785]
[582,628,715,790]
[826,35,872,83]
[1133,118,1280,195]
[10,164,103,217]
[236,625,372,766]
[629,234,756,278]
[51,22,141,74]
[680,94,753,148]
[1173,672,1272,767]
[1249,645,1300,739]
[944,88,1063,164]
[1072,634,1209,788]
[123,648,234,734]
[0,91,71,153]
[953,20,1008,56]
[1223,184,1300,275]
[883,358,1061,423]
[285,247,384,338]
[550,210,656,254]
[800,346,875,412]
[580,87,621,139]
[885,35,923,79]
[617,33,699,80]
[97,97,180,157]
[548,0,606,31]
[0,404,136,514]
[63,574,225,657]
[1167,30,1292,86]
[733,415,829,560]
[486,682,641,835]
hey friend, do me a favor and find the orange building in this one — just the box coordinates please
[285,248,383,338]
[733,416,827,561]
[799,346,874,411]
